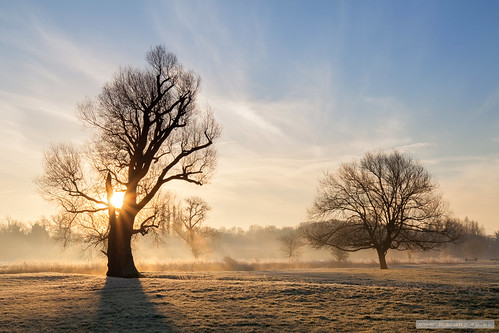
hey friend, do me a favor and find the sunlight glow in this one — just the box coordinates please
[110,191,125,208]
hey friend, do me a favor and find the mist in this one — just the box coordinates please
[2,216,498,275]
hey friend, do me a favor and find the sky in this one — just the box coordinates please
[0,0,498,233]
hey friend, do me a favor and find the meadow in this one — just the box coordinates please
[0,263,497,332]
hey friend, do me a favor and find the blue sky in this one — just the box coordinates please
[0,0,498,233]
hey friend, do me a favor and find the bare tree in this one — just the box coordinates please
[173,196,211,258]
[304,151,461,269]
[279,227,305,260]
[36,45,221,277]
[331,247,349,263]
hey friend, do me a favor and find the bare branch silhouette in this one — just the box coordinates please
[302,151,462,269]
[36,45,220,277]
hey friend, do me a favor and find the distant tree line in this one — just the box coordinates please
[1,216,498,263]
[440,217,499,259]
[0,218,54,261]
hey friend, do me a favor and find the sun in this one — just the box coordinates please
[110,191,125,208]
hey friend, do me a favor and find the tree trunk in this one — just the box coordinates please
[189,229,200,259]
[106,210,141,278]
[376,248,388,269]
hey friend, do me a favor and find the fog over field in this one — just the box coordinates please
[1,218,498,271]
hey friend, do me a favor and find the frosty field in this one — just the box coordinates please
[0,264,497,332]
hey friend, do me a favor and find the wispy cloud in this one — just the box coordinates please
[477,88,499,117]
[216,99,285,138]
[0,90,78,124]
[149,0,267,99]
[0,4,117,87]
[396,142,433,152]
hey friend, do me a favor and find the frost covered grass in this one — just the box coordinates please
[0,256,478,276]
[0,264,497,332]
[0,261,107,275]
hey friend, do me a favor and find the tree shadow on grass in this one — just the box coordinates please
[94,277,179,332]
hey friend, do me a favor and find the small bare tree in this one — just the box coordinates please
[331,247,349,263]
[173,196,211,258]
[304,151,461,269]
[279,227,305,260]
[36,45,220,277]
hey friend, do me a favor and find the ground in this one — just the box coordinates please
[0,264,497,332]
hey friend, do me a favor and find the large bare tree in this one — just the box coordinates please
[36,45,221,277]
[303,151,461,269]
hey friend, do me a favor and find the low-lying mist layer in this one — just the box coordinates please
[1,218,498,274]
[0,257,491,276]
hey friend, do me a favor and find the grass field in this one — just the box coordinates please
[0,264,497,332]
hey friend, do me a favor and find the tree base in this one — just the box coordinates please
[106,270,143,278]
[106,253,142,278]
[106,261,142,278]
